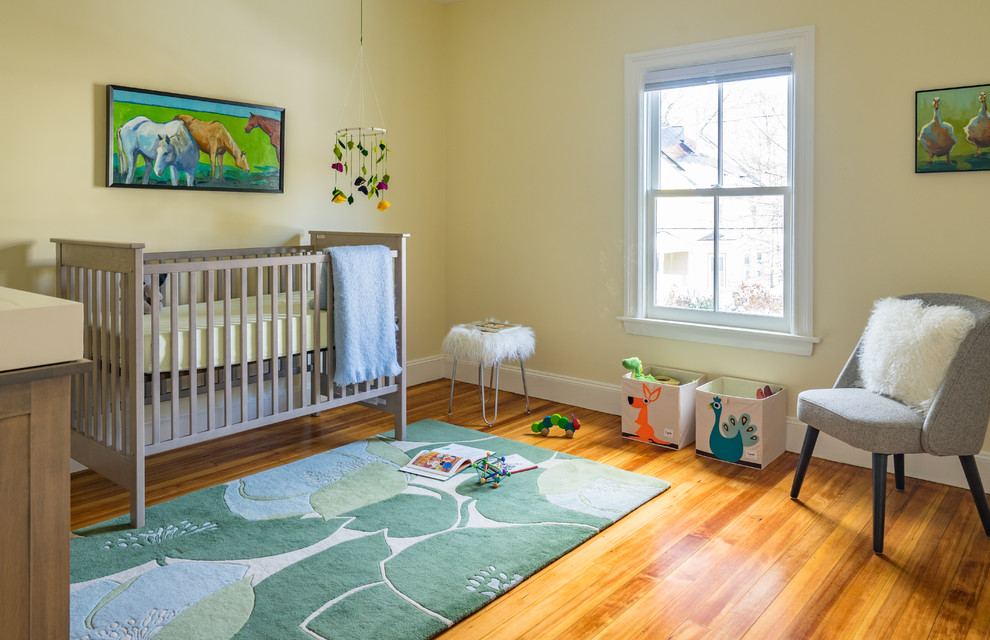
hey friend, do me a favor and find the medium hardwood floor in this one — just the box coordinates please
[71,379,990,639]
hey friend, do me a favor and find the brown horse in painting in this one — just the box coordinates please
[245,113,281,166]
[173,114,250,181]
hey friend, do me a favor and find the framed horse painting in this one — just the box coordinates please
[107,85,284,193]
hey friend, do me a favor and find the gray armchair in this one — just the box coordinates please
[790,293,990,554]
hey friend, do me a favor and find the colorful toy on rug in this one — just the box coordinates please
[531,413,581,438]
[471,453,510,488]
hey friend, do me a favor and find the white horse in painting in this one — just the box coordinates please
[115,116,199,186]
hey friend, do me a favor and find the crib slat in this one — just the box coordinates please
[84,269,97,440]
[169,273,180,440]
[240,268,249,423]
[255,266,264,420]
[326,260,336,395]
[150,276,161,447]
[62,266,79,435]
[83,269,93,439]
[309,260,321,406]
[269,264,279,417]
[298,263,308,409]
[223,270,233,427]
[188,267,198,435]
[286,264,294,412]
[95,271,106,446]
[92,271,104,443]
[108,270,120,448]
[205,269,216,433]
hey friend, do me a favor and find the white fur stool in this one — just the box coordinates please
[442,322,535,425]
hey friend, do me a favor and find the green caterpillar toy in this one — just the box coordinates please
[531,413,581,438]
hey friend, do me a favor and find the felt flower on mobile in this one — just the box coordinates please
[377,200,391,211]
[331,162,344,173]
[376,181,388,191]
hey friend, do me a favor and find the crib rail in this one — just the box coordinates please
[146,253,317,449]
[53,232,408,527]
[52,238,146,515]
[311,230,408,439]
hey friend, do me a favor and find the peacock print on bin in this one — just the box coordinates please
[695,377,786,469]
[706,396,759,463]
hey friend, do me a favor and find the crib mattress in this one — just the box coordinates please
[144,291,330,373]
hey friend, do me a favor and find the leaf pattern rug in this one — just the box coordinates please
[70,420,670,640]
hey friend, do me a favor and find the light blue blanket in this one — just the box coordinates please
[327,245,402,386]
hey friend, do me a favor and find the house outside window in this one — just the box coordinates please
[623,27,818,355]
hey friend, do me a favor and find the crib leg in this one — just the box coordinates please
[130,490,145,529]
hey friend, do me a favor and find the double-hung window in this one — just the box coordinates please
[623,27,818,355]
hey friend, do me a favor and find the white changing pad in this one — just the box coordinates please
[144,291,330,373]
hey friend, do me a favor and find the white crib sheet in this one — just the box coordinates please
[143,291,330,373]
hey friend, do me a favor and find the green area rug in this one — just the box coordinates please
[70,420,670,640]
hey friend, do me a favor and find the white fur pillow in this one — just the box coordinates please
[859,297,975,410]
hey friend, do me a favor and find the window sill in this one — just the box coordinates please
[619,316,820,356]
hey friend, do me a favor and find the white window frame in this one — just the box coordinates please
[622,26,819,356]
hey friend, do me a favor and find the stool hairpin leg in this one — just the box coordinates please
[481,363,498,405]
[479,361,500,426]
[447,359,458,415]
[519,360,531,413]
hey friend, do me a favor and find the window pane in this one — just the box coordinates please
[655,196,714,310]
[718,195,784,317]
[722,75,789,188]
[657,85,719,190]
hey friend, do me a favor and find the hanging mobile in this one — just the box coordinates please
[332,0,391,209]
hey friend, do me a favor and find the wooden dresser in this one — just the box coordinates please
[0,360,88,639]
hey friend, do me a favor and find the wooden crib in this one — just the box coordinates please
[52,230,408,527]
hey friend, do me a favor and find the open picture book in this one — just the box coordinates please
[400,444,492,480]
[400,445,538,481]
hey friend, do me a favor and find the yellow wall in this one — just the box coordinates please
[443,0,990,450]
[2,0,989,451]
[0,0,447,363]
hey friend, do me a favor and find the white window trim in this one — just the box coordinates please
[622,26,819,356]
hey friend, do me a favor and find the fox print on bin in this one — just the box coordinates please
[626,383,672,445]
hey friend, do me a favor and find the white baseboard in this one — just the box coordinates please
[429,355,622,415]
[73,357,990,493]
[411,356,990,493]
[406,354,448,386]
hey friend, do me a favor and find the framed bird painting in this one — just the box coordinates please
[916,83,990,173]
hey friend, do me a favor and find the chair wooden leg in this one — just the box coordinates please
[894,453,905,491]
[790,426,820,499]
[959,455,990,538]
[872,453,888,554]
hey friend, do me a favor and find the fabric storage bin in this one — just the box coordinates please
[621,367,706,450]
[695,377,786,469]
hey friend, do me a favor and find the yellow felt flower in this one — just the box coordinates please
[377,200,391,211]
[332,193,346,204]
